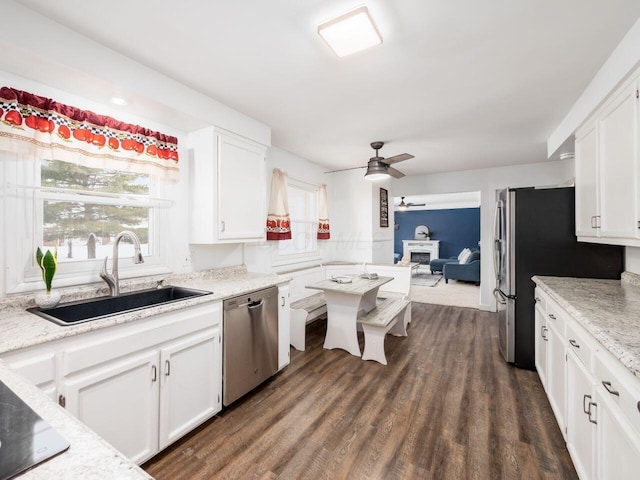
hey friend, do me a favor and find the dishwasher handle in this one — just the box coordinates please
[237,298,265,309]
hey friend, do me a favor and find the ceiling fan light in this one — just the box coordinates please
[364,163,389,181]
[318,6,382,57]
[398,204,408,211]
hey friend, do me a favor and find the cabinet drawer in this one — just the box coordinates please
[534,288,547,311]
[596,348,640,437]
[566,319,595,370]
[545,300,566,338]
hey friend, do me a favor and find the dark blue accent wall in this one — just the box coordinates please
[394,208,480,259]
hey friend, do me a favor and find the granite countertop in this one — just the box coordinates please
[532,272,640,377]
[0,266,290,355]
[0,266,290,479]
[0,361,151,480]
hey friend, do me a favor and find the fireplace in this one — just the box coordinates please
[410,251,431,265]
[402,240,440,268]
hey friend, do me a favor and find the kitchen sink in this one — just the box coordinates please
[27,286,213,326]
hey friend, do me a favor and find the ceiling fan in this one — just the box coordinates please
[398,196,425,210]
[325,141,414,180]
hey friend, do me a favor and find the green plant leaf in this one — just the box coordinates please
[35,247,45,274]
[40,249,57,292]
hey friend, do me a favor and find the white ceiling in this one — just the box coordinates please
[14,0,640,176]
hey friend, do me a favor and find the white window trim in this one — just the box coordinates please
[2,154,172,295]
[271,177,321,268]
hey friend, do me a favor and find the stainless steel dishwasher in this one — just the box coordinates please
[223,286,278,406]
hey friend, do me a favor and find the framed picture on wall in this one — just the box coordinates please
[380,187,389,227]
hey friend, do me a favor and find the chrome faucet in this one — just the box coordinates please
[100,230,144,296]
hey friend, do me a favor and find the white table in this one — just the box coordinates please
[306,275,393,356]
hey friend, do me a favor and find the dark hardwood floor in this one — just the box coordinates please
[143,302,577,479]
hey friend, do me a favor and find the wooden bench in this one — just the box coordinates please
[358,298,410,365]
[290,292,327,351]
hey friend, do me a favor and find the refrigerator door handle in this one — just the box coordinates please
[493,200,503,283]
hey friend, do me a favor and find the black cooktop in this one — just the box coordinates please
[0,380,69,480]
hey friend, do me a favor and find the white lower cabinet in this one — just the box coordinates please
[159,327,221,450]
[596,387,640,479]
[535,286,640,480]
[2,344,58,401]
[9,301,224,465]
[546,319,566,438]
[566,349,596,480]
[64,350,160,464]
[277,283,291,371]
[534,302,548,388]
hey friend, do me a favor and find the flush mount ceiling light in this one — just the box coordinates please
[109,96,129,106]
[317,6,383,57]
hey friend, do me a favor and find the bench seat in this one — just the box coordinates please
[290,292,327,351]
[358,298,410,365]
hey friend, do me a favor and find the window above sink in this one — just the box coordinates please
[2,154,173,294]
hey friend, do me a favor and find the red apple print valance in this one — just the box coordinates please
[0,86,179,180]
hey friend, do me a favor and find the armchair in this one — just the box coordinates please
[443,250,480,285]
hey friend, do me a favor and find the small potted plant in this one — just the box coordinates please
[35,246,61,308]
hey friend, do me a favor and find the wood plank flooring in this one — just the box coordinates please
[143,303,577,479]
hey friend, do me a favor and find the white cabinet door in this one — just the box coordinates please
[575,122,599,238]
[597,388,640,480]
[159,326,222,450]
[598,84,638,239]
[566,350,596,480]
[546,319,566,438]
[63,350,160,464]
[3,348,57,401]
[534,304,548,389]
[217,132,266,240]
[278,283,291,370]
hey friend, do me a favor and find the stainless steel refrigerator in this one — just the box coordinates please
[493,187,623,370]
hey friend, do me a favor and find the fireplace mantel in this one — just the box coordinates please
[402,240,440,266]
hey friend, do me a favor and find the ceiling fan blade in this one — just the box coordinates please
[324,166,366,174]
[387,166,405,179]
[407,202,426,207]
[384,153,414,165]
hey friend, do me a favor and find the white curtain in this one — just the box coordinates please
[266,168,292,240]
[317,183,330,239]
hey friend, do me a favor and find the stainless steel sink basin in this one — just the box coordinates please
[28,286,213,326]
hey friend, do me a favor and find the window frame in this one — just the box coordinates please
[2,154,172,294]
[272,177,321,267]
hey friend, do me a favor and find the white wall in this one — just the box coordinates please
[548,17,640,156]
[395,158,575,311]
[0,1,270,146]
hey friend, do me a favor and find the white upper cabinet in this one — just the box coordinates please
[574,67,640,246]
[575,121,599,238]
[189,127,267,243]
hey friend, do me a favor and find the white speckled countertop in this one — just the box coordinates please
[532,272,640,377]
[0,266,290,479]
[0,361,152,480]
[0,266,290,355]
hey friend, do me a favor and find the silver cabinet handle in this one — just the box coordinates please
[220,220,226,232]
[602,381,619,396]
[281,296,285,307]
[151,365,157,382]
[569,339,580,349]
[588,401,598,425]
[548,313,556,320]
[591,216,596,228]
[165,360,171,376]
[583,394,591,414]
[541,326,548,341]
[535,296,541,303]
